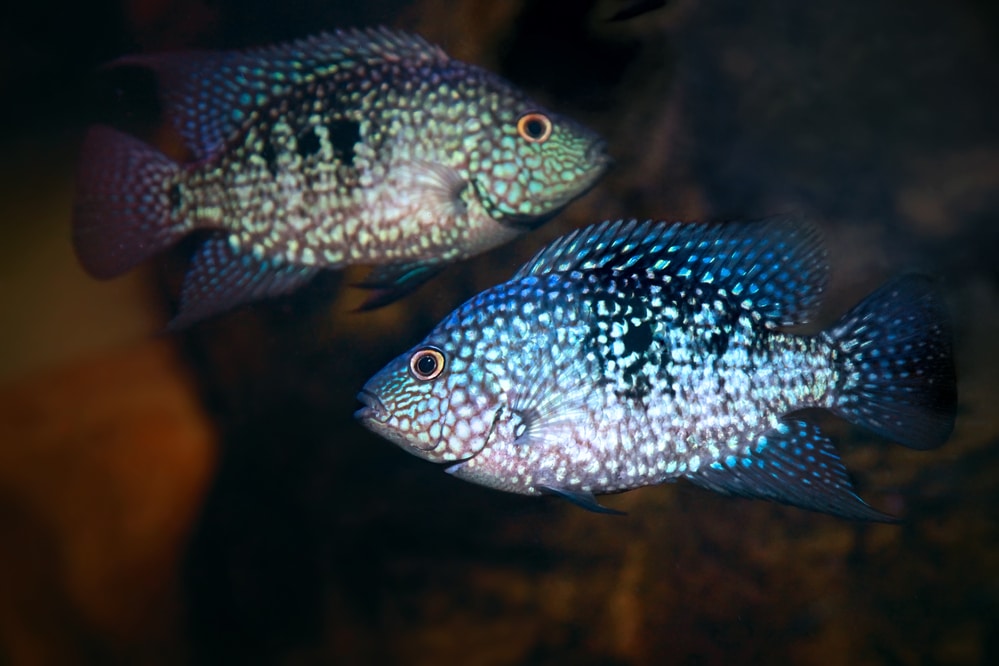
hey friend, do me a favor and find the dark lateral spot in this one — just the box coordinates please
[168,183,183,213]
[620,319,654,358]
[327,119,360,165]
[296,127,321,159]
[705,326,731,358]
[260,139,279,178]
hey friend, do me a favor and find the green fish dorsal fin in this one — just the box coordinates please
[111,28,449,161]
[257,27,449,72]
[512,216,828,327]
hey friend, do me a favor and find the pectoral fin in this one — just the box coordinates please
[355,262,444,310]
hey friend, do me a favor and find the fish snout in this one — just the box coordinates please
[354,389,388,422]
[587,139,612,167]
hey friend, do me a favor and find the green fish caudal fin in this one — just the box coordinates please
[825,274,958,450]
[72,126,187,279]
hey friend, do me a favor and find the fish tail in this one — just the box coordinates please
[72,125,187,279]
[825,274,957,449]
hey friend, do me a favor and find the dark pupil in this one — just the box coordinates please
[416,354,438,376]
[526,119,545,138]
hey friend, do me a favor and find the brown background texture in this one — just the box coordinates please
[1,0,997,664]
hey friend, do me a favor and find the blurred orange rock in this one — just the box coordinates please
[0,339,216,664]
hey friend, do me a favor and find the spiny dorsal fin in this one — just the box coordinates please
[512,217,828,327]
[246,27,449,71]
[112,28,449,160]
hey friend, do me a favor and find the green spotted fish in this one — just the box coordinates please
[73,28,609,326]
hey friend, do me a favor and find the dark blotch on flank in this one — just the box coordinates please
[328,119,361,165]
[296,127,322,159]
[260,139,279,178]
[168,183,183,213]
[621,318,654,358]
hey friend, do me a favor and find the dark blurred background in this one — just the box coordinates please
[1,1,997,664]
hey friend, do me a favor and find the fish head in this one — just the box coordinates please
[467,97,610,228]
[356,301,514,464]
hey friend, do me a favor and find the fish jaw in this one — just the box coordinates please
[354,374,447,458]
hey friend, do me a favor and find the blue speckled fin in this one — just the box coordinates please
[686,419,896,522]
[825,275,957,450]
[169,235,318,328]
[355,261,444,311]
[513,217,828,327]
[537,485,626,515]
[112,28,448,160]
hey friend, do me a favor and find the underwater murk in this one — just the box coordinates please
[1,1,997,665]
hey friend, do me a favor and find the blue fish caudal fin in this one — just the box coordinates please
[824,275,958,450]
[72,126,187,279]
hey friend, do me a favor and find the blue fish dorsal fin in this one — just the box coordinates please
[512,217,828,327]
[113,27,449,160]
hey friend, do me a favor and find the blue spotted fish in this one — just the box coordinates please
[72,28,609,326]
[357,217,957,520]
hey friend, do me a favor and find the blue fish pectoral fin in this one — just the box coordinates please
[686,419,897,522]
[354,262,444,311]
[169,235,318,328]
[537,485,626,516]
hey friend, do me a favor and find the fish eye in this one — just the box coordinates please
[516,112,552,143]
[409,347,446,381]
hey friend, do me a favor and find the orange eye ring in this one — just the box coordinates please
[409,347,446,381]
[516,112,553,143]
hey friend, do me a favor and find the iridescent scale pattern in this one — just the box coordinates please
[152,28,608,270]
[358,217,957,519]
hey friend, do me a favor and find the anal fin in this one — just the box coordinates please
[686,419,896,522]
[169,235,318,328]
[538,485,626,516]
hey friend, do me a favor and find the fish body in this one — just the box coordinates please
[357,217,957,520]
[73,28,609,325]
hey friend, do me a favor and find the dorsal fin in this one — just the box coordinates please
[112,27,449,160]
[512,217,828,327]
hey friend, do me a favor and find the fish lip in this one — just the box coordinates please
[588,138,611,165]
[354,389,387,422]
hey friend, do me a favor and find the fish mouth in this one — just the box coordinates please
[354,389,387,422]
[587,138,612,166]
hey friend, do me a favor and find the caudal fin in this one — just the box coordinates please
[72,125,187,279]
[825,275,957,450]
